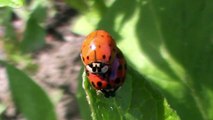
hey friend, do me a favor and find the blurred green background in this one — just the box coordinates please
[0,0,213,120]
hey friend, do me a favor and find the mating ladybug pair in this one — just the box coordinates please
[80,30,127,97]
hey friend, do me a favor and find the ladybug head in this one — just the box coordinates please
[86,62,109,74]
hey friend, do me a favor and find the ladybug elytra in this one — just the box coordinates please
[80,30,126,97]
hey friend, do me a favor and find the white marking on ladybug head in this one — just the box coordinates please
[86,65,93,73]
[86,62,109,73]
[101,65,108,73]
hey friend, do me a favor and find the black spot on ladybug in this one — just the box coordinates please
[109,43,111,47]
[98,45,101,48]
[101,35,104,38]
[118,64,122,70]
[92,82,95,87]
[102,55,106,59]
[115,78,120,84]
[87,56,89,60]
[97,81,102,87]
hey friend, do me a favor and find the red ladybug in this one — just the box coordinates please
[80,30,127,97]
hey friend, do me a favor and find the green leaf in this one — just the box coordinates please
[5,63,57,120]
[79,66,180,120]
[0,8,17,41]
[0,0,23,8]
[69,0,108,35]
[20,17,45,52]
[96,0,213,120]
[65,0,107,14]
[20,5,46,52]
[65,0,88,13]
[75,0,213,119]
[76,68,92,120]
[30,5,47,23]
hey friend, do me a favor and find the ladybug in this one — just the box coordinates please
[80,30,127,97]
[81,30,117,65]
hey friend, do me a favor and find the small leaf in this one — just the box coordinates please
[30,5,47,23]
[6,63,57,120]
[0,0,23,8]
[95,0,213,119]
[80,66,180,120]
[20,5,46,52]
[76,68,92,120]
[20,17,45,52]
[0,8,17,41]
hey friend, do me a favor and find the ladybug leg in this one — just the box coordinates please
[101,87,119,98]
[101,89,114,98]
